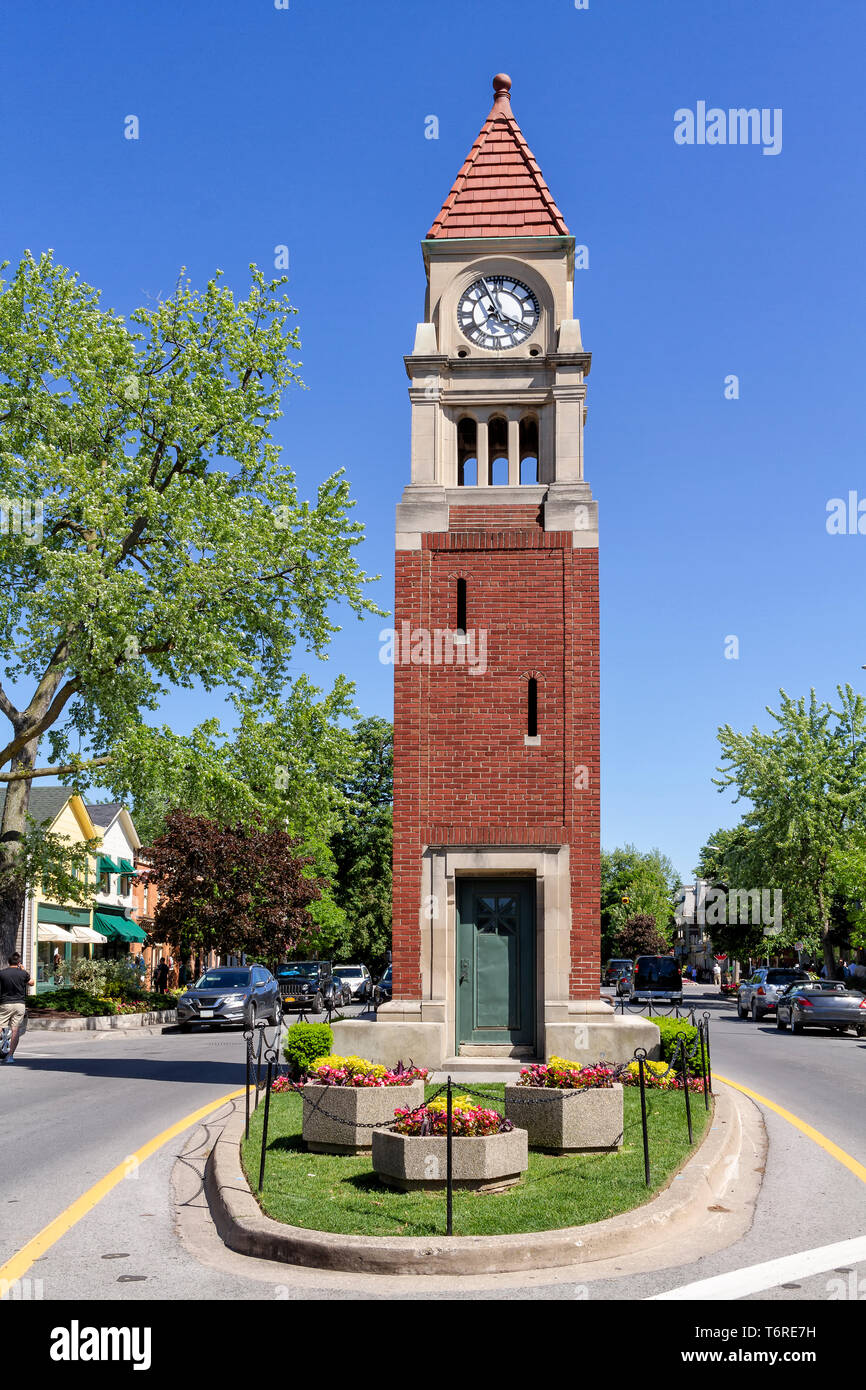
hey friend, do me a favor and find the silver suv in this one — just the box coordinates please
[177,966,281,1031]
[737,967,811,1021]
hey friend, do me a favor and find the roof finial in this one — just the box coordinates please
[492,73,512,111]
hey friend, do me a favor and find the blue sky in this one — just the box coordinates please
[2,0,864,879]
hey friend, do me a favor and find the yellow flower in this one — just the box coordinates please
[312,1054,386,1079]
[427,1093,474,1113]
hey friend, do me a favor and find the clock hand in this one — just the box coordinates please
[480,277,501,317]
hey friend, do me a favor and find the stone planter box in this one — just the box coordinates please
[371,1126,529,1192]
[504,1083,623,1153]
[301,1081,425,1155]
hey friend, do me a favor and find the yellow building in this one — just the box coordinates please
[3,787,146,992]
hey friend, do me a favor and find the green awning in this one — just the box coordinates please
[117,858,136,875]
[37,904,93,927]
[92,911,147,943]
[97,855,121,875]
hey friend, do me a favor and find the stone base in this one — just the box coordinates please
[371,1127,529,1192]
[504,1083,623,1152]
[329,1019,446,1071]
[328,1011,659,1071]
[544,1015,660,1066]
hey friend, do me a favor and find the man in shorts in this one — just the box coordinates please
[0,953,34,1064]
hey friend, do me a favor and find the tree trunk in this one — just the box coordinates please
[0,739,37,965]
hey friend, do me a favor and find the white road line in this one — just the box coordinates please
[649,1236,866,1300]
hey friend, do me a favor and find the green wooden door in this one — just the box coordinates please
[456,880,535,1047]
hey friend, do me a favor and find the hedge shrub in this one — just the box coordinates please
[651,1016,701,1073]
[283,1021,334,1077]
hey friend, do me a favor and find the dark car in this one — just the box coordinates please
[373,965,392,1007]
[330,975,353,1009]
[776,981,866,1035]
[630,955,683,1004]
[176,965,280,1032]
[276,961,335,1015]
[603,958,634,990]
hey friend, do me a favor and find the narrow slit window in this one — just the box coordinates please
[456,578,467,634]
[457,417,478,487]
[527,678,538,737]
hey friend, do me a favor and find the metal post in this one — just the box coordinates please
[258,1049,275,1193]
[703,1011,713,1094]
[679,1036,694,1145]
[244,1030,252,1140]
[635,1049,650,1187]
[255,1024,264,1092]
[699,1019,710,1111]
[446,1075,454,1236]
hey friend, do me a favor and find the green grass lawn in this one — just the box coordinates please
[241,1083,712,1237]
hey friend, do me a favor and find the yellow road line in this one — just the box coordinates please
[0,1087,244,1293]
[715,1072,866,1184]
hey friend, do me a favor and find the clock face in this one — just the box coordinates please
[457,276,540,351]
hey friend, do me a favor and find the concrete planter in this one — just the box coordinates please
[504,1083,623,1153]
[371,1126,529,1192]
[301,1081,425,1155]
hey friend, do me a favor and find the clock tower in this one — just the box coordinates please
[334,75,651,1067]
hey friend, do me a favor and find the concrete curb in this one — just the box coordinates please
[205,1084,762,1276]
[26,1008,177,1032]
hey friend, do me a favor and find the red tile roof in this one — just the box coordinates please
[427,75,569,240]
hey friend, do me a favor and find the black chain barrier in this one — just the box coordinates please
[252,1019,715,1231]
[614,995,699,1024]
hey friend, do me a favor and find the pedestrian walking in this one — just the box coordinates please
[0,953,34,1064]
[154,957,169,993]
[713,960,722,988]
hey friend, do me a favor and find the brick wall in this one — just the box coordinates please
[392,524,600,1002]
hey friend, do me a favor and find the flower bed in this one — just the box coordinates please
[373,1093,526,1193]
[310,1055,428,1088]
[515,1058,617,1089]
[26,989,175,1018]
[297,1054,428,1154]
[621,1060,703,1092]
[506,1058,624,1153]
[392,1094,512,1137]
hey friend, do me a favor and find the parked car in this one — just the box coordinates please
[330,975,353,1009]
[334,963,373,1002]
[276,960,335,1014]
[373,964,392,1006]
[616,964,634,996]
[776,980,866,1035]
[630,955,683,1004]
[176,965,281,1032]
[737,967,812,1021]
[603,958,634,990]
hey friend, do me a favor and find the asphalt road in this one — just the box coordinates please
[3,988,865,1302]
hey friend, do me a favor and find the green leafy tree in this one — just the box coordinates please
[0,252,378,962]
[712,685,866,975]
[600,844,679,962]
[148,810,324,963]
[612,913,669,959]
[328,717,393,965]
[112,676,362,944]
[693,825,767,964]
